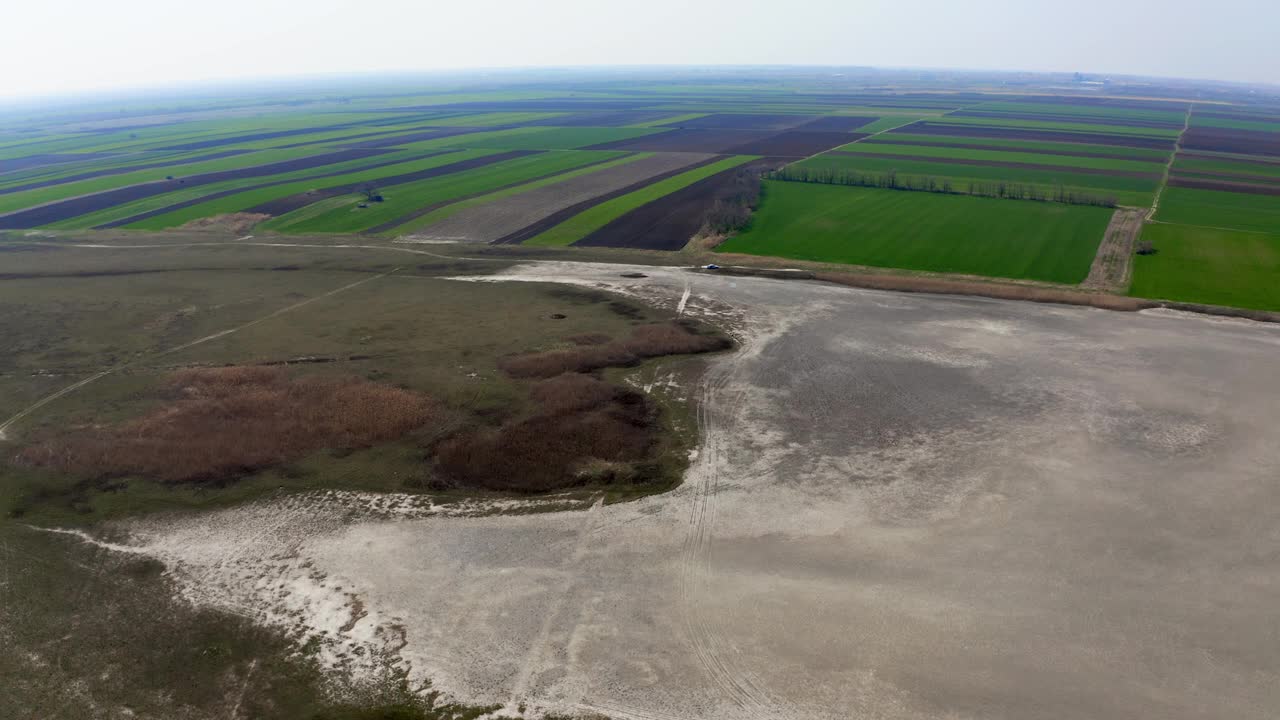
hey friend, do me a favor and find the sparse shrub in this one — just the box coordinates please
[498,323,730,379]
[1136,240,1158,255]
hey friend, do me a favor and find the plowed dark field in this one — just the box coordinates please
[0,152,120,174]
[1182,128,1280,156]
[526,111,678,127]
[1168,176,1280,195]
[588,128,778,153]
[894,122,1178,150]
[723,131,867,157]
[0,148,392,228]
[574,158,786,250]
[796,115,879,132]
[678,114,820,130]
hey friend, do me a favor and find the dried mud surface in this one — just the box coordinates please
[106,263,1280,719]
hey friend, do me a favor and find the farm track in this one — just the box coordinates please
[1148,105,1193,222]
[1081,207,1146,291]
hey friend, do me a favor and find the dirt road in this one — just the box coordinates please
[113,263,1280,719]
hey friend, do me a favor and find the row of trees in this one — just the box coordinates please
[700,167,766,234]
[769,167,1118,208]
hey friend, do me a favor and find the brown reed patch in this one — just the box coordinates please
[498,322,730,379]
[15,366,438,484]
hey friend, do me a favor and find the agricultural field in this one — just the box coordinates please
[1129,223,1280,311]
[1,79,1279,308]
[719,181,1113,283]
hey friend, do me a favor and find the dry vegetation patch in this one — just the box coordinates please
[498,321,730,378]
[16,366,438,483]
[434,374,656,492]
[178,212,270,234]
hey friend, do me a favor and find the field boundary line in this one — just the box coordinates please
[0,265,400,441]
[1147,104,1193,221]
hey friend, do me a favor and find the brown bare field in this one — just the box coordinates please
[1082,208,1145,291]
[177,212,270,234]
[497,321,731,378]
[15,366,438,484]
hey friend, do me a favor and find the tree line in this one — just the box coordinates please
[769,167,1118,208]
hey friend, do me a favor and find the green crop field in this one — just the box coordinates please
[833,142,1165,173]
[929,115,1183,138]
[718,181,1112,282]
[263,150,627,233]
[99,149,496,230]
[524,155,758,246]
[452,126,666,150]
[1173,155,1280,180]
[964,101,1189,125]
[1155,186,1280,233]
[795,153,1158,206]
[869,133,1172,161]
[1130,223,1280,311]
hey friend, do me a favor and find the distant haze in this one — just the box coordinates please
[4,0,1276,99]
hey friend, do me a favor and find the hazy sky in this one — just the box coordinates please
[3,0,1275,99]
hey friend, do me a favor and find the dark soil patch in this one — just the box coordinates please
[893,122,1178,150]
[15,366,438,484]
[1181,127,1280,156]
[244,150,536,216]
[586,128,778,154]
[1168,175,1280,195]
[0,148,392,229]
[619,272,648,278]
[576,158,785,251]
[795,116,879,132]
[495,155,725,245]
[337,126,491,149]
[525,111,679,127]
[0,152,120,174]
[724,131,864,157]
[679,114,821,131]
